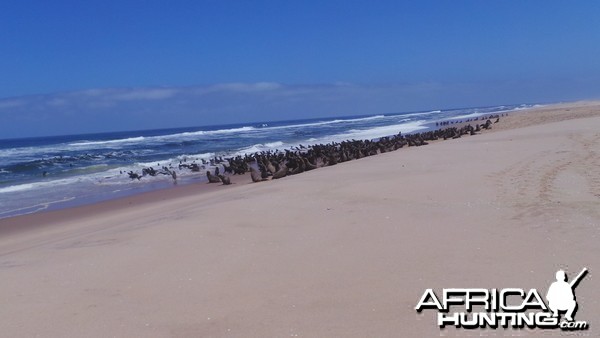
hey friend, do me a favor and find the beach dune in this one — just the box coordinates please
[1,102,599,336]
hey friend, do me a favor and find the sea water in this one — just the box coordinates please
[0,104,537,218]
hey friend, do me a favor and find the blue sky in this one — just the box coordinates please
[1,1,600,138]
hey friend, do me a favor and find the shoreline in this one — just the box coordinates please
[0,100,599,336]
[0,171,252,236]
[1,100,598,230]
[0,102,537,221]
[0,116,503,227]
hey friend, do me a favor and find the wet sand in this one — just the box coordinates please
[1,101,599,336]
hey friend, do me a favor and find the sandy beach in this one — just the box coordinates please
[1,101,599,336]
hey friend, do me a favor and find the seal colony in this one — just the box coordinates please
[128,114,504,185]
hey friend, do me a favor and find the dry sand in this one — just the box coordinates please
[1,101,599,337]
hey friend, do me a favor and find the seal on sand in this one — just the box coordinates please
[218,174,231,185]
[250,167,267,182]
[206,171,222,183]
[272,164,288,179]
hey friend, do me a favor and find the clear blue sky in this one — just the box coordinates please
[1,0,600,138]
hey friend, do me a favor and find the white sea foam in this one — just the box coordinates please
[264,141,285,148]
[232,141,289,156]
[0,196,76,218]
[69,136,146,147]
[513,104,542,111]
[0,147,53,162]
[448,112,488,120]
[175,152,216,161]
[324,120,428,142]
[264,115,387,131]
[130,152,216,168]
[0,177,85,194]
[0,183,36,193]
[62,164,109,172]
[62,127,258,150]
[401,110,442,118]
[184,126,256,135]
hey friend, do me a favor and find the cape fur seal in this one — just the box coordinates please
[266,161,277,175]
[272,164,288,179]
[206,171,222,183]
[250,167,267,182]
[217,174,231,185]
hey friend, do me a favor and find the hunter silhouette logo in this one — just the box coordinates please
[546,268,587,322]
[415,268,589,330]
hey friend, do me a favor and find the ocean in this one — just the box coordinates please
[0,104,537,219]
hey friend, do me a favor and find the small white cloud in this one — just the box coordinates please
[201,82,283,94]
[113,88,178,101]
[0,99,25,109]
[332,81,357,87]
[46,98,68,107]
[78,88,114,97]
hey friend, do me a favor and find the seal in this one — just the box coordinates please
[206,171,222,183]
[272,163,288,179]
[250,167,267,182]
[218,174,231,185]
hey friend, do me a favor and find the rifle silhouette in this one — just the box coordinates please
[570,267,588,289]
